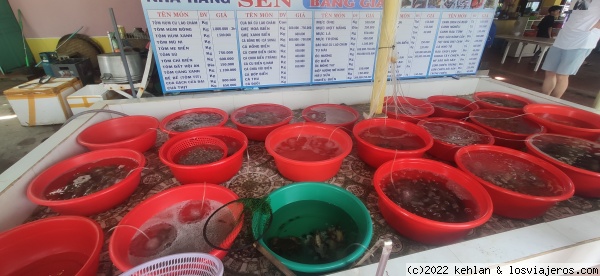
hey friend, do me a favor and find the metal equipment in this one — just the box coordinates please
[39,52,58,76]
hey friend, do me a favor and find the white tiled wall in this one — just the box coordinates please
[547,211,600,244]
[328,86,372,105]
[181,94,235,113]
[0,169,37,232]
[233,91,284,108]
[448,224,573,263]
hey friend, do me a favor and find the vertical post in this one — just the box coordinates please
[594,89,600,110]
[369,0,400,116]
[109,8,137,98]
[136,47,154,98]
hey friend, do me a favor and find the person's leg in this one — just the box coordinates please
[542,46,562,95]
[540,47,561,95]
[550,74,569,98]
[548,48,592,98]
[542,71,557,95]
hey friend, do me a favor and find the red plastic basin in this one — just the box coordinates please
[427,95,479,119]
[525,133,600,197]
[265,122,353,181]
[27,149,146,216]
[417,117,495,162]
[109,184,239,272]
[159,127,248,184]
[231,103,293,141]
[373,158,493,245]
[0,216,103,276]
[524,104,600,141]
[302,104,360,132]
[384,96,434,123]
[473,91,534,114]
[469,109,545,150]
[455,145,574,219]
[77,115,159,153]
[352,118,433,168]
[160,108,228,138]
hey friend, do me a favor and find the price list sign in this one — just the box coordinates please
[429,11,493,76]
[142,0,496,94]
[312,11,380,83]
[394,12,439,78]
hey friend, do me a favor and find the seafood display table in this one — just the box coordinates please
[2,77,600,275]
[25,104,600,275]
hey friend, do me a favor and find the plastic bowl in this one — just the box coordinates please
[417,117,495,162]
[159,127,248,184]
[27,149,146,216]
[373,158,493,244]
[427,95,480,119]
[473,91,534,113]
[524,104,600,141]
[255,182,372,274]
[0,216,103,276]
[455,145,574,219]
[265,123,353,181]
[525,133,600,197]
[231,103,293,141]
[77,115,159,152]
[109,184,239,272]
[384,96,435,123]
[302,104,360,132]
[160,108,228,138]
[469,109,545,149]
[352,118,433,168]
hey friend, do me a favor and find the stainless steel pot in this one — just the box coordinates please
[98,52,143,84]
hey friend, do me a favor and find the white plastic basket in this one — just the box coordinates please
[121,253,224,276]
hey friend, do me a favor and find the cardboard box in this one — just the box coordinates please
[4,78,82,126]
[67,84,120,115]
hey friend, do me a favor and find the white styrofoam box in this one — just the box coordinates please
[67,84,120,115]
[4,78,82,126]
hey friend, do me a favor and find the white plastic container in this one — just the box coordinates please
[67,84,119,115]
[4,77,82,126]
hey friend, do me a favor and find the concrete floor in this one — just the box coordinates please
[0,47,598,174]
[483,43,600,108]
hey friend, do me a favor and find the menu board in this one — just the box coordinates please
[142,0,496,93]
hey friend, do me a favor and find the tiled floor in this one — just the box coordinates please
[480,43,600,107]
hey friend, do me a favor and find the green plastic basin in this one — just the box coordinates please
[255,182,373,274]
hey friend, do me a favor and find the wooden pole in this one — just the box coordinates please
[369,0,400,116]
